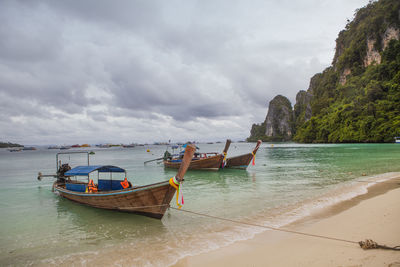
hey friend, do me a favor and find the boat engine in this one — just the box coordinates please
[57,163,71,182]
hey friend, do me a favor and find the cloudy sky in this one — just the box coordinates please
[0,0,369,145]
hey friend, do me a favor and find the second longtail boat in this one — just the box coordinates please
[163,140,231,171]
[224,140,262,170]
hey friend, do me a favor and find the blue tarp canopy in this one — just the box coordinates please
[64,165,126,176]
[181,144,199,149]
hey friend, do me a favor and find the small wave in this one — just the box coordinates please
[260,172,400,228]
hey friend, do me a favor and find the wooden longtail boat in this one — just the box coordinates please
[224,140,262,170]
[38,146,195,219]
[163,140,231,171]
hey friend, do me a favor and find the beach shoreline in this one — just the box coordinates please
[173,174,400,267]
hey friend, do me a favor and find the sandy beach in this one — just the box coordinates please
[174,176,400,267]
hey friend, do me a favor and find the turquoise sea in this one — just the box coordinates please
[0,143,399,266]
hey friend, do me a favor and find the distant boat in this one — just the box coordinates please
[122,144,135,148]
[38,146,196,219]
[108,144,119,147]
[395,137,400,143]
[48,146,60,149]
[224,140,262,170]
[8,148,22,152]
[163,140,231,171]
[22,147,37,151]
[80,144,90,148]
[96,144,110,148]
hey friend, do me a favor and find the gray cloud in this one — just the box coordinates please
[0,0,369,144]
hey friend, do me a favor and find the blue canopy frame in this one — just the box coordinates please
[64,165,128,192]
[65,165,126,176]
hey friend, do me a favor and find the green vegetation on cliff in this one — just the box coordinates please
[247,122,270,142]
[295,39,400,142]
[249,0,399,143]
[294,0,400,143]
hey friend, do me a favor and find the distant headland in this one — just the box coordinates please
[0,142,23,148]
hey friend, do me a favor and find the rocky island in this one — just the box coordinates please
[0,142,23,148]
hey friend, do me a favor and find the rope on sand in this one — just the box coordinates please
[359,239,400,251]
[170,207,400,251]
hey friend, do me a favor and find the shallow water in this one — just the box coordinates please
[0,143,399,266]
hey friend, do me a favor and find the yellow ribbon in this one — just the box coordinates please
[251,152,256,166]
[222,152,227,168]
[169,176,183,208]
[169,176,179,190]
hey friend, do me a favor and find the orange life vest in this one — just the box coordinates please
[120,177,129,189]
[88,179,98,193]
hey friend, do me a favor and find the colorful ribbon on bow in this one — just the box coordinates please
[222,152,227,168]
[169,176,184,209]
[251,152,256,166]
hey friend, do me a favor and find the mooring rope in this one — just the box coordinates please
[352,179,400,184]
[169,207,400,251]
[359,239,400,251]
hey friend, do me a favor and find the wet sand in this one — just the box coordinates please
[174,176,400,267]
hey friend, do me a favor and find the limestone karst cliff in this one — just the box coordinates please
[293,90,312,131]
[248,0,400,143]
[248,95,293,142]
[265,95,293,140]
